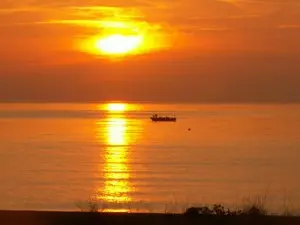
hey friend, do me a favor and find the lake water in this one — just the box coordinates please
[0,103,300,213]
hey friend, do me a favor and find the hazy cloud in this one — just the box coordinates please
[1,0,300,102]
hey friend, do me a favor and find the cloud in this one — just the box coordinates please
[1,0,300,103]
[0,0,153,8]
[278,24,300,29]
[219,0,300,17]
[1,0,300,59]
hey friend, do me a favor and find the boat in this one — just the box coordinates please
[150,114,177,122]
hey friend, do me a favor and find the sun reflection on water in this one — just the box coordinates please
[95,103,141,211]
[102,116,131,203]
[106,118,128,146]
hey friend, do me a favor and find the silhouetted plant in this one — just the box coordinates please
[242,195,268,216]
[184,204,243,216]
[213,204,226,215]
[184,207,204,216]
[245,206,264,216]
[282,194,294,216]
[75,196,100,212]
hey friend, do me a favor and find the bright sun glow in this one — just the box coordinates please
[77,19,173,57]
[95,34,143,55]
[107,103,127,112]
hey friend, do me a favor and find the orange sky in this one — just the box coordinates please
[0,0,300,102]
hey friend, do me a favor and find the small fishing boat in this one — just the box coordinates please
[150,114,177,122]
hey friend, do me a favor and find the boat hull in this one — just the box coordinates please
[150,117,176,122]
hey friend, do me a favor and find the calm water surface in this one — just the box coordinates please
[0,103,299,213]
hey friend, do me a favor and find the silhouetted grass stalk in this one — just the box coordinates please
[75,193,298,216]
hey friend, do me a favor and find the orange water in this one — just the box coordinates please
[0,103,299,213]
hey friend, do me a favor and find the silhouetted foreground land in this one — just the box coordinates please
[1,210,300,225]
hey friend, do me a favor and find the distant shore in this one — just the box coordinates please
[1,210,300,225]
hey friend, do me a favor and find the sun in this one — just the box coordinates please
[106,103,127,112]
[95,34,143,55]
[76,20,173,57]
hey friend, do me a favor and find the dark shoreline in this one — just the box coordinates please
[1,210,300,225]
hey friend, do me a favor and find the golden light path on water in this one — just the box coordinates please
[95,103,141,212]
